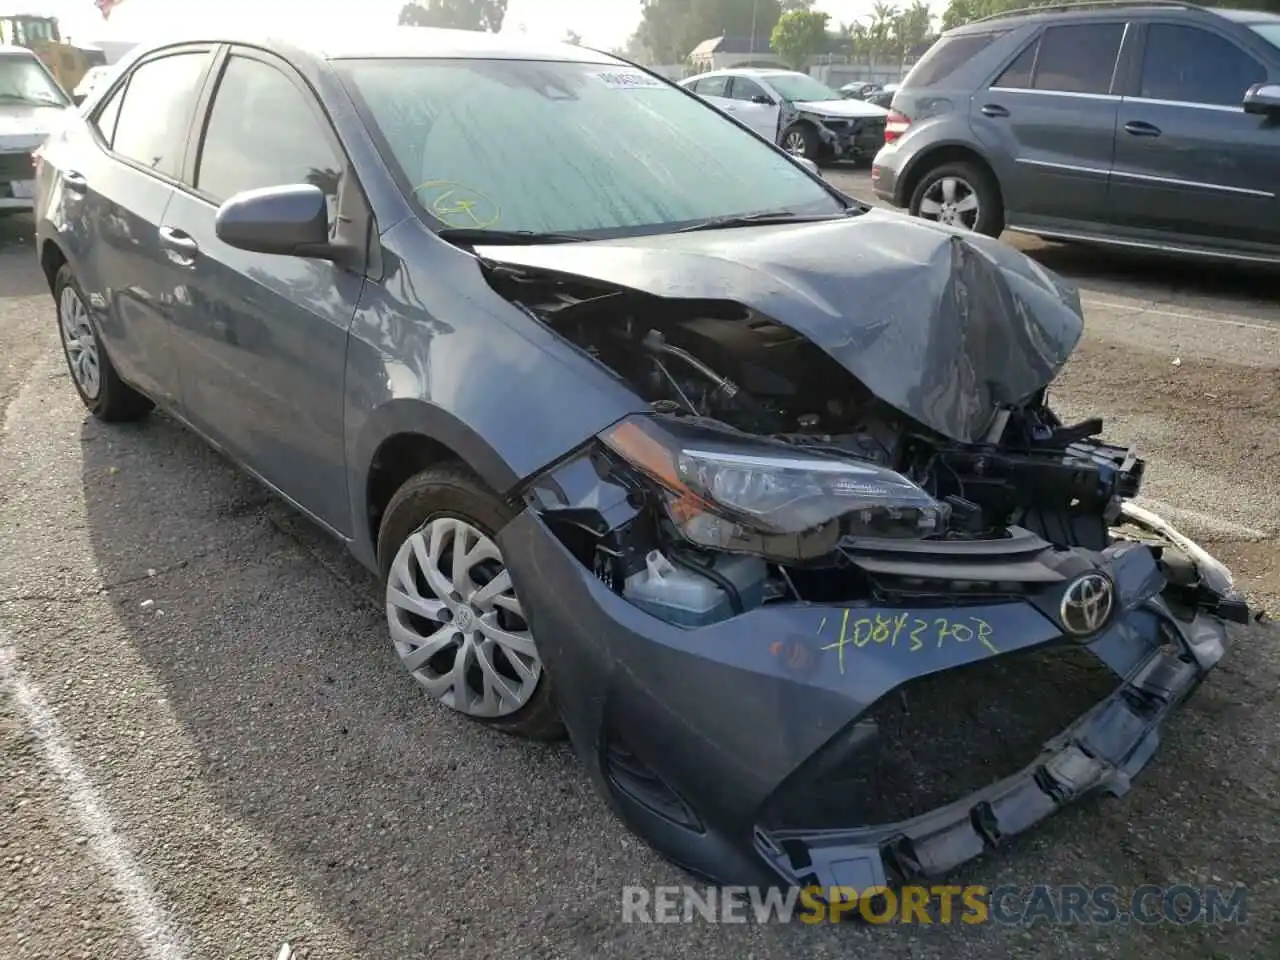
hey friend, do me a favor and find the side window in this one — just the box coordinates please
[111,53,210,177]
[697,75,730,97]
[992,39,1038,89]
[728,78,767,102]
[195,55,342,208]
[92,80,125,146]
[1139,24,1266,106]
[902,31,1007,88]
[1031,23,1125,94]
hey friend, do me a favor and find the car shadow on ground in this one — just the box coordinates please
[76,405,1280,957]
[0,214,45,299]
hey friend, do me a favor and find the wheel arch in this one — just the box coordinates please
[353,399,523,567]
[896,142,1003,211]
[39,235,70,292]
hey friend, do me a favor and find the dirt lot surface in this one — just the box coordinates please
[3,181,1278,960]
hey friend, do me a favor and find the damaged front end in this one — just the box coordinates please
[482,223,1249,889]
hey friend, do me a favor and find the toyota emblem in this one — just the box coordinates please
[1059,573,1115,637]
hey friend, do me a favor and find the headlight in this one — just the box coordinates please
[599,416,949,562]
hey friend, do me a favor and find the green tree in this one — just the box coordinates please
[635,0,785,64]
[564,29,582,45]
[780,0,814,10]
[770,9,830,67]
[397,0,507,32]
[891,0,933,60]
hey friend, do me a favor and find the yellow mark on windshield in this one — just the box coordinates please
[414,180,501,228]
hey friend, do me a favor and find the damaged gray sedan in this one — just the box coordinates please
[34,27,1250,892]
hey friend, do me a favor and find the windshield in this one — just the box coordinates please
[763,72,840,102]
[338,58,844,236]
[0,55,68,106]
[1250,23,1280,50]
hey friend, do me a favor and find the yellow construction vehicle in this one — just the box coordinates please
[0,14,105,95]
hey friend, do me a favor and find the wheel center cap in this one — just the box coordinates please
[453,606,475,631]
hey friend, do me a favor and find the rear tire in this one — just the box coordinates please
[53,264,153,422]
[377,461,564,741]
[908,160,1005,237]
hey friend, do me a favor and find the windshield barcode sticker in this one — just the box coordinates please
[592,70,665,90]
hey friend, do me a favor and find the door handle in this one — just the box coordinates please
[61,170,88,194]
[158,226,199,266]
[980,103,1010,118]
[1124,120,1161,137]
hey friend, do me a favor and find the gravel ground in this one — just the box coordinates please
[2,192,1278,960]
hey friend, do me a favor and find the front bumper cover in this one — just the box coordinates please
[812,115,886,161]
[498,491,1239,890]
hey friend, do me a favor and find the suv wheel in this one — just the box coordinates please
[54,265,154,421]
[909,161,1004,237]
[376,462,564,741]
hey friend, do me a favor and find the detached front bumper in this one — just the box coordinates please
[499,495,1242,890]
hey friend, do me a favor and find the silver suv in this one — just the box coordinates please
[871,1,1280,264]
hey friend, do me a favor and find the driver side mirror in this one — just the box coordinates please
[215,183,333,258]
[1243,82,1280,116]
[751,93,775,105]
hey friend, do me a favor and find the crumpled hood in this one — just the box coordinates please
[0,103,67,149]
[794,98,889,119]
[477,208,1084,444]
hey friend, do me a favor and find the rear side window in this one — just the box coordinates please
[696,75,730,97]
[1139,24,1266,106]
[111,52,210,178]
[902,31,1006,88]
[1027,23,1125,95]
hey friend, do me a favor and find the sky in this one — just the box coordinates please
[10,0,945,52]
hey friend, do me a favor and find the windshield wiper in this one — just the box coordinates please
[437,227,587,246]
[674,208,859,233]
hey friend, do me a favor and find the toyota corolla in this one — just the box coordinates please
[33,26,1249,892]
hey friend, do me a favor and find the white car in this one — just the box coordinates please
[1,44,72,213]
[679,68,888,163]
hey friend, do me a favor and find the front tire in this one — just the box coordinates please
[53,265,153,421]
[376,462,563,741]
[780,122,819,162]
[908,161,1005,237]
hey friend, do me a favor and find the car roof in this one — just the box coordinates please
[947,1,1280,33]
[690,67,806,79]
[124,25,622,65]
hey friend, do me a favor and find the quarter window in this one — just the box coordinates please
[992,40,1037,88]
[1139,24,1265,106]
[196,55,342,206]
[92,81,125,145]
[1029,23,1124,95]
[904,31,1007,88]
[110,52,210,177]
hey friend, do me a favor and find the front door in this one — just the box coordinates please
[725,76,781,141]
[1109,21,1280,250]
[164,49,365,533]
[970,21,1128,224]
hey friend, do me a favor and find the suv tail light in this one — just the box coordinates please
[884,109,911,144]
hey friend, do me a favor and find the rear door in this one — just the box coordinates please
[689,73,734,111]
[971,20,1129,223]
[1109,21,1279,249]
[63,47,215,409]
[724,75,782,141]
[162,47,366,533]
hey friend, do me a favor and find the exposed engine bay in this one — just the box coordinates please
[492,268,1160,578]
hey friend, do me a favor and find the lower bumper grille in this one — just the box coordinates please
[762,641,1119,830]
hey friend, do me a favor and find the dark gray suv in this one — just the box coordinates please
[871,1,1280,264]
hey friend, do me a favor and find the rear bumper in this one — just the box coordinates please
[870,144,904,206]
[498,505,1239,889]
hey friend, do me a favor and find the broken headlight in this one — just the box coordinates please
[600,415,948,562]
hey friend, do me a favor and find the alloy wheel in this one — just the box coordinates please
[58,284,101,400]
[783,130,808,156]
[386,516,541,718]
[918,176,980,230]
